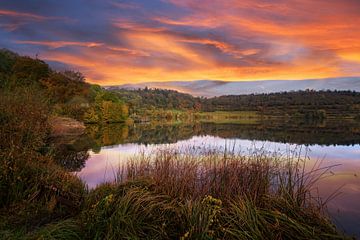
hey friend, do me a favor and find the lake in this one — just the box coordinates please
[53,121,360,237]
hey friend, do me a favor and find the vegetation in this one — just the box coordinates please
[0,49,126,238]
[83,85,128,123]
[0,49,128,123]
[201,90,360,111]
[193,111,260,124]
[107,87,201,113]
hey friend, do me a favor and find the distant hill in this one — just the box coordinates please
[107,77,360,97]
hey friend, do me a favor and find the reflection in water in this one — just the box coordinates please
[84,121,360,148]
[50,135,91,172]
[54,121,360,237]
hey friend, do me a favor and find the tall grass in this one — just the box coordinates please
[118,147,313,202]
[81,146,349,239]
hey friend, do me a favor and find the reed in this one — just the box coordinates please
[117,146,316,203]
[80,146,348,239]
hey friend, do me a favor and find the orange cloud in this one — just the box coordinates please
[106,47,150,57]
[41,44,342,86]
[121,31,213,68]
[178,38,259,58]
[113,20,165,32]
[338,51,360,64]
[15,40,104,49]
[153,16,221,28]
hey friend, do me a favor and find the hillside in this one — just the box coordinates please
[0,49,129,124]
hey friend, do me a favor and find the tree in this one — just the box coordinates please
[62,70,85,82]
[120,104,129,120]
[101,101,112,123]
[84,107,100,123]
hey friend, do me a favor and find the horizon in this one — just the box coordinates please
[106,77,360,97]
[1,0,360,90]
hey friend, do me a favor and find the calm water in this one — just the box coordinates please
[54,121,360,237]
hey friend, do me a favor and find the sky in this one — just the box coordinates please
[1,0,360,86]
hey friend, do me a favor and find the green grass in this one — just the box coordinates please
[28,219,83,240]
[82,184,178,239]
[133,109,263,124]
[194,111,261,124]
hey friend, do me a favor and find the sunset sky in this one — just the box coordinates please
[1,0,360,86]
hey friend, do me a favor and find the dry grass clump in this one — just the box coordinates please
[118,146,312,203]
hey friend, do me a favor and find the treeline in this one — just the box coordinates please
[108,87,201,113]
[0,49,128,124]
[110,87,360,119]
[202,90,360,111]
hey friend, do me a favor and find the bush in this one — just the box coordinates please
[0,87,84,231]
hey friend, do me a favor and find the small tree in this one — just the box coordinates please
[101,101,112,123]
[84,107,100,123]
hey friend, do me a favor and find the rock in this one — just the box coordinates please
[49,116,86,137]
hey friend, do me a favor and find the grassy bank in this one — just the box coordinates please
[82,148,349,239]
[132,108,360,125]
[194,111,260,124]
[132,110,262,124]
